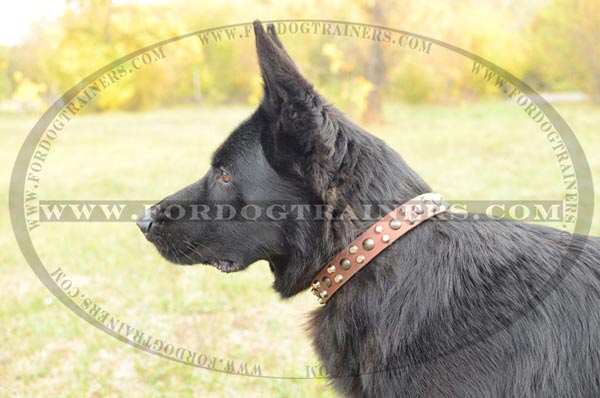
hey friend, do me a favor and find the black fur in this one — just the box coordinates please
[139,20,600,397]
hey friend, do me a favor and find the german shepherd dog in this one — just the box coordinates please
[137,21,600,397]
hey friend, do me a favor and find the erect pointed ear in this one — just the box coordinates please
[254,21,343,204]
[253,20,314,114]
[253,21,340,200]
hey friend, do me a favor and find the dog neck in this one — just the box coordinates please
[310,193,448,304]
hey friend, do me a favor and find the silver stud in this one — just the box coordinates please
[322,276,332,287]
[327,265,336,274]
[390,218,402,230]
[349,245,358,254]
[409,215,415,224]
[356,255,365,264]
[382,234,390,243]
[400,206,407,215]
[318,298,324,304]
[374,225,383,233]
[312,280,320,289]
[413,204,423,214]
[311,288,320,297]
[363,238,375,251]
[320,290,328,298]
[334,274,343,283]
[431,205,438,213]
[340,258,351,270]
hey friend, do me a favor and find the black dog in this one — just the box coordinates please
[137,21,600,397]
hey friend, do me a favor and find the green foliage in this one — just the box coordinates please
[1,0,597,114]
[527,0,600,101]
[393,61,432,104]
[12,0,192,111]
[0,46,12,101]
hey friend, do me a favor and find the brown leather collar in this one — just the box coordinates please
[310,193,448,304]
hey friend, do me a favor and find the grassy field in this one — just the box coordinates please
[1,101,599,397]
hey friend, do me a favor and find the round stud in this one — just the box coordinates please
[356,255,365,264]
[312,280,320,289]
[374,225,383,233]
[413,204,423,214]
[340,258,351,270]
[322,276,332,287]
[390,219,402,230]
[334,274,343,283]
[409,215,416,225]
[349,245,358,254]
[327,265,336,274]
[318,298,324,304]
[431,205,439,213]
[320,290,328,298]
[400,206,407,215]
[363,238,375,251]
[382,234,390,243]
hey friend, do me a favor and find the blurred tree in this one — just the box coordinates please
[529,0,600,101]
[362,0,386,123]
[12,0,194,111]
[3,0,584,112]
[384,0,530,104]
[0,46,12,101]
[11,71,46,111]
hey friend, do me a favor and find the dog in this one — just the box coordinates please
[137,20,600,397]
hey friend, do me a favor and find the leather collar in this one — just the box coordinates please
[310,193,447,304]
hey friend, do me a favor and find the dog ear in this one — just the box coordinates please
[253,20,311,112]
[253,21,339,200]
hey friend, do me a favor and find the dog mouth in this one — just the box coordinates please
[172,251,245,273]
[164,250,245,273]
[209,259,243,273]
[144,233,248,272]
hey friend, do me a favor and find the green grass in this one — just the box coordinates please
[1,101,599,397]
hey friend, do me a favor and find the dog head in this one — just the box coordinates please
[137,21,429,297]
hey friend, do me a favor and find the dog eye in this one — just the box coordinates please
[220,170,232,183]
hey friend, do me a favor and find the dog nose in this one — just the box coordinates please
[136,210,154,234]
